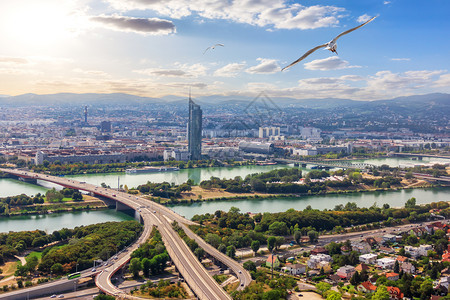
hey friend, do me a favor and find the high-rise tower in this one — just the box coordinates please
[84,106,88,124]
[188,96,202,161]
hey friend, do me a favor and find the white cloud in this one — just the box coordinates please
[246,58,280,74]
[434,74,450,87]
[304,56,361,71]
[214,63,246,77]
[72,68,110,77]
[105,0,345,30]
[134,63,207,78]
[357,14,373,23]
[0,57,29,65]
[391,58,411,61]
[384,1,391,4]
[91,15,176,35]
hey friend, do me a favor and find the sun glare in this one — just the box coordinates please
[1,0,85,47]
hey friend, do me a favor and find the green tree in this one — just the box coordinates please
[205,233,221,248]
[316,282,331,295]
[25,256,39,274]
[50,263,63,275]
[243,261,256,272]
[405,197,417,208]
[294,230,302,244]
[371,285,389,300]
[268,221,288,235]
[350,270,361,286]
[194,247,205,260]
[141,258,151,277]
[262,290,281,300]
[94,295,116,300]
[326,291,342,300]
[129,257,141,278]
[267,236,276,252]
[393,260,400,273]
[251,240,260,256]
[226,245,236,259]
[307,230,319,243]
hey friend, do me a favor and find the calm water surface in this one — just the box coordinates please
[168,187,450,219]
[0,210,134,233]
[0,157,448,229]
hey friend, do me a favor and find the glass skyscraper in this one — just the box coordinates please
[188,97,202,160]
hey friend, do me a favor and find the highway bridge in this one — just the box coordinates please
[275,158,375,170]
[400,171,450,183]
[0,168,251,300]
[391,153,450,160]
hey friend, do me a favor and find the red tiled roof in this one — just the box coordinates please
[360,281,377,291]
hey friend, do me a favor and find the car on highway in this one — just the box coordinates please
[92,268,96,272]
[57,295,64,298]
[50,295,56,298]
[153,211,156,213]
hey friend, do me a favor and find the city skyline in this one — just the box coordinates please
[0,0,449,100]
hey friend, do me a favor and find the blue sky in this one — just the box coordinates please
[0,0,449,100]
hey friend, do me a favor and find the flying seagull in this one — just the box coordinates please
[203,43,224,54]
[281,16,377,71]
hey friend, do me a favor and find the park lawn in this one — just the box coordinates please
[180,186,272,201]
[26,251,42,261]
[1,260,20,277]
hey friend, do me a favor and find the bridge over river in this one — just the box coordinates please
[275,158,376,170]
[0,168,251,300]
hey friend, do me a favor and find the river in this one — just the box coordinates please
[0,210,134,233]
[168,187,450,219]
[0,157,448,231]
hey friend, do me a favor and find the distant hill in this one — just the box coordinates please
[0,93,162,107]
[1,92,449,113]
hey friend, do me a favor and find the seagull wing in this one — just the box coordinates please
[215,44,224,47]
[331,16,377,43]
[281,43,328,71]
[203,47,211,54]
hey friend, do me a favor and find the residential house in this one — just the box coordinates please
[307,254,333,269]
[379,246,395,254]
[400,262,416,274]
[328,274,342,285]
[357,281,377,293]
[266,255,280,268]
[442,251,450,262]
[376,257,396,269]
[405,244,433,258]
[410,227,427,237]
[336,265,356,280]
[351,240,372,254]
[396,256,408,263]
[437,276,450,290]
[382,234,397,243]
[311,246,328,255]
[286,263,306,275]
[419,244,433,256]
[355,263,370,273]
[318,260,332,273]
[387,286,404,299]
[365,237,378,248]
[385,272,399,281]
[359,253,378,265]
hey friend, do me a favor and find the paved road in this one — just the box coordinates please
[1,168,249,300]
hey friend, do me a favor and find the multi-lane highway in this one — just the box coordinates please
[0,168,250,299]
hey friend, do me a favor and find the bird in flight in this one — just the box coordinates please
[281,16,377,71]
[203,43,224,54]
